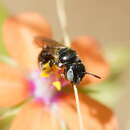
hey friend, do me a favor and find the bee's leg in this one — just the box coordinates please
[40,61,54,77]
[49,60,55,67]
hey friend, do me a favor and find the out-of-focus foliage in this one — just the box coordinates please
[0,101,26,130]
[0,4,12,130]
[0,3,8,55]
[0,115,14,130]
[81,46,130,108]
[106,47,130,76]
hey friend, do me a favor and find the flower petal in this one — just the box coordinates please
[3,12,52,71]
[10,102,60,130]
[10,94,118,130]
[57,94,118,130]
[71,36,109,85]
[0,63,29,107]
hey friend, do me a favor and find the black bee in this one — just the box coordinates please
[35,37,101,85]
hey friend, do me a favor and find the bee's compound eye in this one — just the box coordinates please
[66,68,74,82]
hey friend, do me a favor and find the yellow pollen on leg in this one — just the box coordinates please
[40,71,49,77]
[40,62,52,77]
[43,62,51,70]
[52,81,62,91]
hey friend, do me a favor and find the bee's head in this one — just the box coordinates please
[65,63,86,84]
[65,63,101,85]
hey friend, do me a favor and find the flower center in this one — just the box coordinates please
[28,71,68,105]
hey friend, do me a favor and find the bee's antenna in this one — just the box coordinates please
[85,72,101,79]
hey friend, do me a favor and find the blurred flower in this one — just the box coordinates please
[0,12,118,130]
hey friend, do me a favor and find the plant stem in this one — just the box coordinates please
[56,0,71,47]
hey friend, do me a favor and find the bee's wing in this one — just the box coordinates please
[34,36,65,48]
